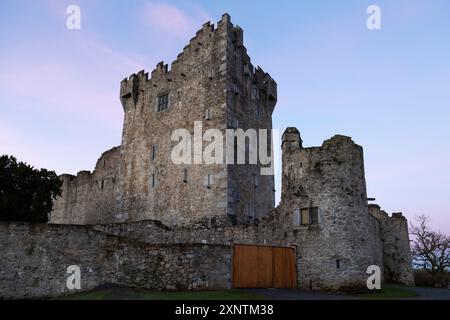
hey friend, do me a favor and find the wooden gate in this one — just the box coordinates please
[232,244,297,289]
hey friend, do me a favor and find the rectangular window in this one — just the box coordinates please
[301,208,310,226]
[248,203,255,218]
[183,169,188,183]
[300,207,320,226]
[293,209,300,226]
[255,106,261,119]
[208,69,214,79]
[205,108,212,120]
[253,174,259,188]
[336,259,341,269]
[151,145,158,161]
[157,93,169,112]
[204,174,213,188]
[233,187,240,202]
[310,207,319,225]
[151,174,156,188]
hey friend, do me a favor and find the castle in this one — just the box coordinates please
[0,14,414,299]
[51,13,276,226]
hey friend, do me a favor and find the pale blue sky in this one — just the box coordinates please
[0,0,449,233]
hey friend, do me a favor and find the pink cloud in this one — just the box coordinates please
[139,2,211,38]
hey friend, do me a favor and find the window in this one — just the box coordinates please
[255,106,261,119]
[208,69,214,79]
[310,207,319,225]
[336,259,341,269]
[151,174,156,188]
[293,209,300,226]
[157,93,169,112]
[205,108,212,120]
[233,187,240,202]
[251,86,260,100]
[247,203,256,219]
[204,174,213,189]
[300,207,320,226]
[151,145,158,161]
[100,180,104,190]
[253,174,259,188]
[301,208,310,226]
[183,169,188,183]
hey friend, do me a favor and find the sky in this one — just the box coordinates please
[0,0,449,233]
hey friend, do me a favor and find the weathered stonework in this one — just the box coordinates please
[51,147,120,224]
[51,14,276,227]
[368,205,415,286]
[10,14,415,297]
[0,222,231,299]
[91,130,413,291]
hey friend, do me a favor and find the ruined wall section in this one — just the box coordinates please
[224,19,277,223]
[0,222,231,299]
[118,15,234,226]
[50,147,120,224]
[369,205,415,285]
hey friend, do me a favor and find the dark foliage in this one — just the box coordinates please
[0,155,62,223]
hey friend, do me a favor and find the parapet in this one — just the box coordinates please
[322,135,358,148]
[282,127,302,150]
[120,71,149,111]
[119,13,277,115]
[391,212,406,220]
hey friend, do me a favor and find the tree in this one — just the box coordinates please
[0,155,62,223]
[410,215,450,287]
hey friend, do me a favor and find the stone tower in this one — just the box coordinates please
[279,129,379,289]
[51,14,277,226]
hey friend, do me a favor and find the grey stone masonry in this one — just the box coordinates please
[51,13,277,227]
[0,222,231,299]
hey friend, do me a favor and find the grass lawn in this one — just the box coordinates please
[354,285,419,300]
[57,287,268,300]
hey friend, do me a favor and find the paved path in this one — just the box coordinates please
[406,286,450,300]
[248,286,450,300]
[247,288,354,300]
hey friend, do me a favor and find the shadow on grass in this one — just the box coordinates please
[56,286,268,300]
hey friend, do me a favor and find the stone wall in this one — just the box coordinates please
[369,205,415,285]
[51,147,120,225]
[93,130,388,291]
[0,222,231,299]
[224,19,277,222]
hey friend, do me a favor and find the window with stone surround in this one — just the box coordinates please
[233,186,240,202]
[253,174,259,188]
[301,208,309,225]
[247,203,256,219]
[298,207,319,226]
[293,209,300,226]
[156,92,169,112]
[151,145,158,161]
[204,174,213,189]
[205,108,212,120]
